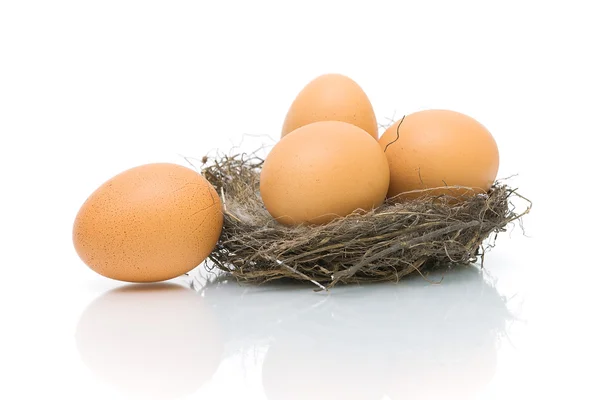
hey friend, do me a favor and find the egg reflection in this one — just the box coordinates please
[261,331,388,400]
[75,283,223,399]
[202,266,511,400]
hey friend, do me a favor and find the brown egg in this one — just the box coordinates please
[260,121,390,225]
[379,109,499,200]
[281,73,379,139]
[73,163,223,282]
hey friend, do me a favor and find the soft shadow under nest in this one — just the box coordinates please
[201,153,531,291]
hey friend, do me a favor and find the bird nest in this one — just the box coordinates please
[201,152,531,291]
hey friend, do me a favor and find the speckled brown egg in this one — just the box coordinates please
[261,120,390,225]
[73,163,223,282]
[281,73,379,139]
[379,109,500,200]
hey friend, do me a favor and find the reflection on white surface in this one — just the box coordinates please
[75,283,223,400]
[202,266,511,400]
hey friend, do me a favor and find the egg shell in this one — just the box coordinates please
[73,163,223,282]
[379,109,499,200]
[281,73,379,139]
[261,120,390,225]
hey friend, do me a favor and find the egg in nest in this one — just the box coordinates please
[379,109,500,200]
[281,73,379,139]
[261,120,390,225]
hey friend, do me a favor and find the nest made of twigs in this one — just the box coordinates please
[201,152,531,291]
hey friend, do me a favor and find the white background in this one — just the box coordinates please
[1,0,599,399]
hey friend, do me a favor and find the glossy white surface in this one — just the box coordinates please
[196,268,508,400]
[2,0,599,399]
[85,268,502,399]
[3,231,598,399]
